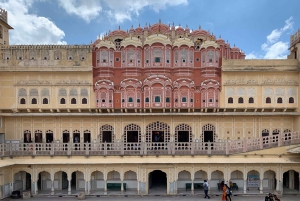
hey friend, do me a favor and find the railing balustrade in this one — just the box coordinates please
[0,131,300,158]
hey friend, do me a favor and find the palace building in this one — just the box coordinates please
[0,7,300,198]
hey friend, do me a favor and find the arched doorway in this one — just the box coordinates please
[123,123,141,143]
[148,170,167,194]
[146,121,170,143]
[99,124,114,143]
[175,123,193,142]
[177,170,191,194]
[201,124,216,142]
[264,170,276,192]
[230,170,244,192]
[37,171,51,193]
[283,170,300,194]
[13,171,31,192]
[90,171,104,194]
[54,171,68,194]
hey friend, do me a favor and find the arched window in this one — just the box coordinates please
[248,97,254,103]
[43,98,48,104]
[31,98,37,104]
[71,98,76,104]
[182,97,187,102]
[154,96,160,103]
[145,97,149,103]
[137,98,140,103]
[175,99,178,102]
[166,97,170,103]
[238,97,243,103]
[277,97,282,103]
[289,97,294,103]
[82,98,87,104]
[190,99,193,102]
[60,98,66,104]
[122,99,125,103]
[266,97,271,103]
[262,129,269,137]
[228,97,233,103]
[20,98,26,104]
[128,97,133,102]
[273,129,280,135]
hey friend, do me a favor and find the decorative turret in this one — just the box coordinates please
[0,7,13,45]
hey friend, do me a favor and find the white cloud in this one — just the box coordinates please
[247,17,293,59]
[245,52,258,59]
[266,17,293,43]
[0,0,66,44]
[57,0,102,23]
[57,0,188,23]
[263,41,289,59]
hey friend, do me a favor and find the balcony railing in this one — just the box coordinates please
[1,132,300,158]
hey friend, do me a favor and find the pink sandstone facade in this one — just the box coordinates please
[92,21,245,112]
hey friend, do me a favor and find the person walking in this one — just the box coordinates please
[225,182,232,201]
[222,182,227,201]
[203,179,210,199]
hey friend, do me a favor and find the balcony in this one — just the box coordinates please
[1,132,299,158]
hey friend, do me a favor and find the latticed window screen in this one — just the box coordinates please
[262,129,269,144]
[70,88,78,96]
[201,124,216,142]
[19,88,27,96]
[99,124,114,143]
[41,88,49,96]
[123,123,141,142]
[283,129,291,140]
[146,121,170,142]
[59,88,67,96]
[175,123,193,142]
[81,88,88,96]
[30,89,38,96]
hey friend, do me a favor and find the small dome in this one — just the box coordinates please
[217,35,225,44]
[231,44,240,51]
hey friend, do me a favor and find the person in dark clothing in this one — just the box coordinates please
[225,183,232,201]
[203,180,210,199]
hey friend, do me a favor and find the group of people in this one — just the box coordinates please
[203,180,232,200]
[204,180,280,201]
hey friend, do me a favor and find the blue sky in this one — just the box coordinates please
[1,0,300,59]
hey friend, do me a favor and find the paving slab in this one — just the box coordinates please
[4,194,300,201]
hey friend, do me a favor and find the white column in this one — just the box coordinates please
[87,181,91,195]
[278,181,283,194]
[85,181,87,194]
[276,179,280,192]
[104,180,107,195]
[51,180,54,195]
[244,179,247,194]
[68,179,71,195]
[259,179,263,194]
[121,180,124,194]
[191,179,194,195]
[35,181,38,194]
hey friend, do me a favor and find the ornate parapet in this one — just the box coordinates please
[0,44,93,70]
[0,8,7,23]
[290,28,300,47]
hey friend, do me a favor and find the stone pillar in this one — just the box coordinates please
[104,180,107,195]
[87,180,91,195]
[244,179,247,194]
[34,181,38,195]
[276,179,280,192]
[85,181,87,194]
[51,180,54,195]
[121,180,124,194]
[191,179,194,195]
[259,179,263,194]
[68,179,71,195]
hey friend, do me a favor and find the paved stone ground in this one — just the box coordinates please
[4,195,300,201]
